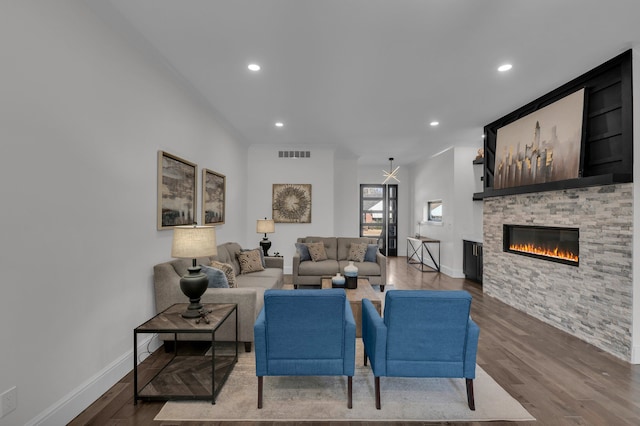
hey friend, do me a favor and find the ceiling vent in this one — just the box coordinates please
[278,150,311,159]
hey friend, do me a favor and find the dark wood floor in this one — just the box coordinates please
[70,257,640,425]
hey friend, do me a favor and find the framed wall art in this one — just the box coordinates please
[202,168,225,225]
[272,184,312,223]
[494,88,585,189]
[157,150,197,230]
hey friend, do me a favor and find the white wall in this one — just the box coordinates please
[408,146,482,277]
[0,2,248,424]
[246,147,337,272]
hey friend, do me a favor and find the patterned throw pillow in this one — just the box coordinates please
[210,260,237,288]
[241,248,266,267]
[348,242,368,262]
[200,264,229,288]
[237,249,265,274]
[306,242,328,262]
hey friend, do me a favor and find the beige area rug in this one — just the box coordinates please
[156,340,534,422]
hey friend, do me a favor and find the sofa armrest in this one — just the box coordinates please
[464,317,480,379]
[265,256,284,269]
[153,262,184,313]
[254,307,267,375]
[200,287,262,343]
[375,252,388,286]
[292,253,301,281]
[362,298,387,376]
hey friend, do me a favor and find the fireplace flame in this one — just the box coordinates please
[509,243,578,263]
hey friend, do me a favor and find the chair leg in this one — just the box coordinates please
[375,376,381,409]
[348,376,353,409]
[466,378,475,410]
[257,376,263,409]
[364,350,368,366]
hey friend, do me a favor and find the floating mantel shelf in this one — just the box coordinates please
[472,158,484,165]
[473,173,632,200]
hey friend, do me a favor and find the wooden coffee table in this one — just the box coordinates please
[321,278,382,337]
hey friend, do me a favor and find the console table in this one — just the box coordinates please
[133,303,237,404]
[407,237,441,272]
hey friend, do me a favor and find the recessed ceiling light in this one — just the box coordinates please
[275,122,284,128]
[498,64,513,72]
[248,63,261,71]
[430,121,439,127]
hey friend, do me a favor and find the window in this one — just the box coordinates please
[427,200,442,223]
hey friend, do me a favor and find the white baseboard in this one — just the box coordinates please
[26,335,162,426]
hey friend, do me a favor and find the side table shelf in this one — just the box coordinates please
[133,303,238,405]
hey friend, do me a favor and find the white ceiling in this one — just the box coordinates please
[90,0,640,167]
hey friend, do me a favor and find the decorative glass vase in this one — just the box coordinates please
[344,261,358,277]
[332,272,345,287]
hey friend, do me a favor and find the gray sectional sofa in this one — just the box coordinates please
[292,236,387,290]
[153,242,283,351]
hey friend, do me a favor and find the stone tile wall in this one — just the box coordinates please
[483,183,633,360]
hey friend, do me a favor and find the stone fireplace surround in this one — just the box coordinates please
[483,183,633,360]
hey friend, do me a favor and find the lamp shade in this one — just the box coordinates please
[171,225,217,259]
[256,219,275,234]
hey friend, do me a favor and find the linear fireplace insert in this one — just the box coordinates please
[503,224,579,266]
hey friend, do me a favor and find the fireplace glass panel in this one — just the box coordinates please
[503,225,579,266]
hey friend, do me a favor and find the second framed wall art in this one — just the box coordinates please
[202,168,225,225]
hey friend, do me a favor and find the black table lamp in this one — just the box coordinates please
[256,218,275,256]
[171,225,217,318]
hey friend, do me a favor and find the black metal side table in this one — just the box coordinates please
[133,303,237,404]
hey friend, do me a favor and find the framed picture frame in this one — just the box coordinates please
[202,168,226,225]
[494,88,586,189]
[272,184,312,223]
[157,151,197,230]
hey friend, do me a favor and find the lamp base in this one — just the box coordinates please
[179,266,209,318]
[260,238,272,257]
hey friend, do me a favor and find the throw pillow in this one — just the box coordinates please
[347,242,368,263]
[306,242,328,262]
[200,264,229,288]
[237,249,265,274]
[364,244,379,262]
[295,242,311,261]
[210,260,237,288]
[241,247,266,267]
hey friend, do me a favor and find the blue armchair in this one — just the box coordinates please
[254,289,356,408]
[362,290,480,410]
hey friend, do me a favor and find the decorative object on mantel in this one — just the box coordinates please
[272,184,312,223]
[382,157,400,184]
[256,217,275,256]
[344,261,358,289]
[202,168,225,225]
[171,225,217,318]
[475,148,484,161]
[157,151,197,230]
[494,88,585,190]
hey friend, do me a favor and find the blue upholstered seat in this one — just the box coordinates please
[254,289,356,408]
[362,290,480,409]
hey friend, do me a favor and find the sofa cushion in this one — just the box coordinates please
[237,249,265,274]
[299,259,340,276]
[348,242,368,262]
[210,260,237,288]
[295,242,311,261]
[241,247,266,267]
[307,242,328,261]
[339,260,380,277]
[200,264,230,288]
[364,244,379,262]
[337,237,376,260]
